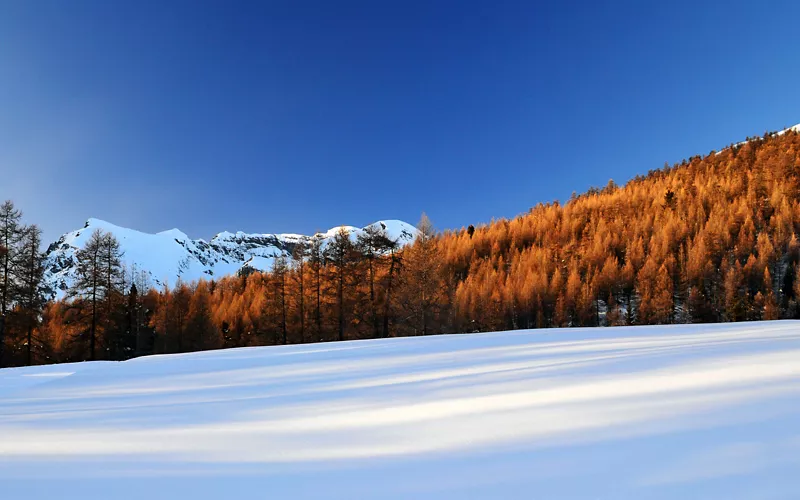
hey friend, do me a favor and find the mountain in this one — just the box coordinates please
[439,123,800,329]
[43,218,417,298]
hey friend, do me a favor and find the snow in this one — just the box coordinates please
[1,321,799,499]
[44,218,417,298]
[715,122,800,155]
[0,361,109,399]
[241,255,275,272]
[56,218,213,288]
[775,123,800,136]
[156,228,190,240]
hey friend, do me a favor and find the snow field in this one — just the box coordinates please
[1,321,800,499]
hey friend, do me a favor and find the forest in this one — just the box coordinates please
[1,128,800,367]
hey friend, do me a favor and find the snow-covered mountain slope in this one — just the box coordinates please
[1,321,799,499]
[43,218,417,298]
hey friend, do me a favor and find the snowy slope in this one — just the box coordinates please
[1,321,799,499]
[43,218,417,298]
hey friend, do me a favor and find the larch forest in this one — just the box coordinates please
[2,128,800,367]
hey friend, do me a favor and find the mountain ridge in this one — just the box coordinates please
[43,218,417,299]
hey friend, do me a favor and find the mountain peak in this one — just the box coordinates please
[156,228,189,240]
[84,217,115,229]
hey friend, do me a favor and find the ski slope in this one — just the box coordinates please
[1,321,800,499]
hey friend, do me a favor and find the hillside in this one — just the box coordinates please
[1,322,799,499]
[4,123,800,367]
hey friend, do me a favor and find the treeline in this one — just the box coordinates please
[35,217,437,363]
[3,127,800,367]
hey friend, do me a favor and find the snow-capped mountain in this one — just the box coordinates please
[43,218,417,299]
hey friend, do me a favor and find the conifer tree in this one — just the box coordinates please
[794,263,800,318]
[152,282,172,353]
[70,229,123,360]
[651,263,674,324]
[308,235,324,341]
[273,255,288,344]
[292,242,308,343]
[123,283,139,358]
[399,214,440,336]
[0,200,23,366]
[15,225,46,365]
[325,228,354,341]
[357,224,389,339]
[102,233,124,358]
[172,279,191,352]
[186,280,219,350]
[763,267,780,320]
[381,234,401,338]
[723,261,747,322]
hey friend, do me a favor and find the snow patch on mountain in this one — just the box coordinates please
[43,219,417,299]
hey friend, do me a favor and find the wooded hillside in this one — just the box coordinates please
[3,128,800,366]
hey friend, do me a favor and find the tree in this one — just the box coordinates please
[151,282,171,353]
[102,233,124,358]
[273,255,288,344]
[357,224,386,339]
[308,235,324,341]
[399,214,440,336]
[0,200,23,366]
[15,225,46,365]
[171,279,191,352]
[664,189,677,210]
[651,263,674,324]
[186,280,219,350]
[380,235,401,338]
[763,267,780,320]
[123,283,139,359]
[326,227,355,341]
[723,261,747,322]
[70,229,123,360]
[292,242,308,343]
[794,263,800,318]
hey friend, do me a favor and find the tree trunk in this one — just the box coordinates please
[281,273,287,345]
[0,231,8,367]
[299,260,305,343]
[0,315,5,368]
[90,248,98,361]
[90,292,97,361]
[382,250,396,338]
[337,271,344,342]
[369,254,379,338]
[315,265,321,340]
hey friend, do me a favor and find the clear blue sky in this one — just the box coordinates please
[2,0,800,243]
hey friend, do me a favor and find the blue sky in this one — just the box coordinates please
[2,0,800,243]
